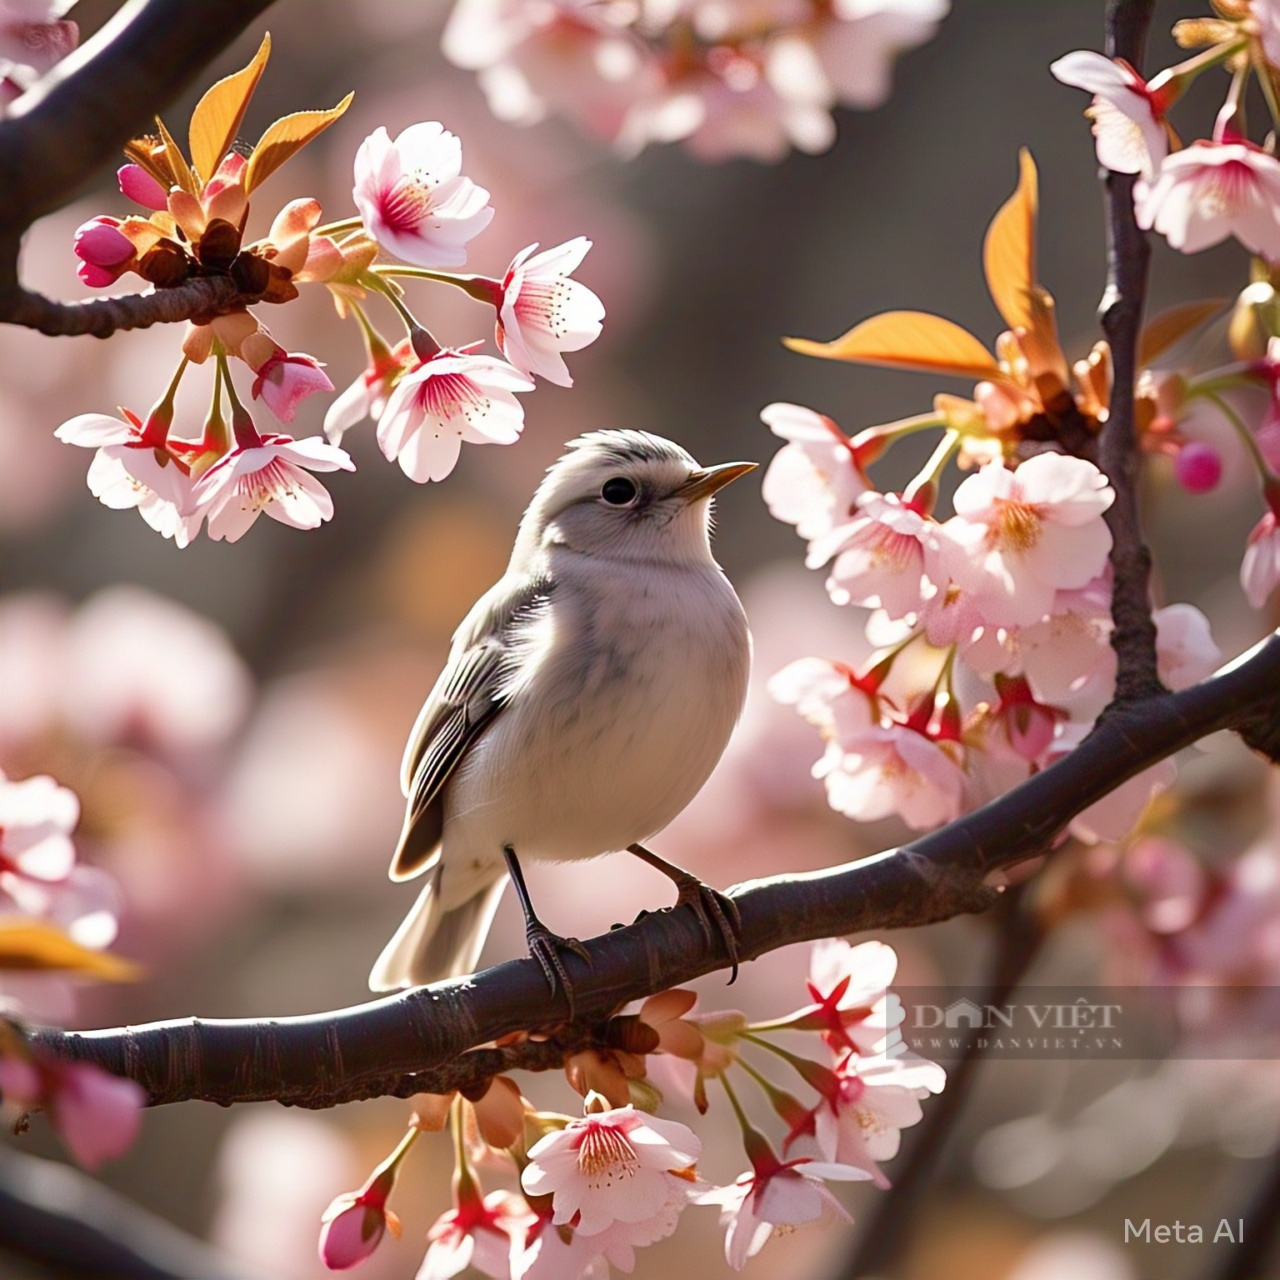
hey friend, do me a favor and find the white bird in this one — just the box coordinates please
[369,430,755,1003]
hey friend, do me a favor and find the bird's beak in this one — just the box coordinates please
[676,460,757,504]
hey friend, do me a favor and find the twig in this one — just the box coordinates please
[29,629,1280,1109]
[838,889,1042,1278]
[1097,0,1162,706]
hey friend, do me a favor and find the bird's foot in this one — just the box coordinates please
[669,872,742,984]
[525,921,592,1015]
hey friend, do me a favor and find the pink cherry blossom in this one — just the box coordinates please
[1050,51,1169,178]
[376,348,533,483]
[318,1126,418,1271]
[0,771,78,884]
[761,402,868,546]
[695,1153,868,1270]
[248,348,334,424]
[814,491,936,618]
[72,217,134,287]
[53,411,201,547]
[421,1189,534,1280]
[938,454,1114,629]
[192,433,354,542]
[352,123,493,268]
[0,1053,145,1170]
[802,938,902,1057]
[817,722,965,830]
[769,657,878,745]
[512,1213,609,1280]
[788,1053,946,1187]
[1242,509,1280,607]
[0,0,77,77]
[1135,141,1280,259]
[324,338,415,444]
[521,1103,700,1237]
[1152,604,1221,691]
[811,0,949,111]
[496,238,604,386]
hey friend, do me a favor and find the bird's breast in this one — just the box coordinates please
[444,562,750,864]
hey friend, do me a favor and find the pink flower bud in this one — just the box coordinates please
[117,164,168,210]
[318,1195,394,1270]
[73,218,134,287]
[1174,441,1222,493]
[250,349,335,424]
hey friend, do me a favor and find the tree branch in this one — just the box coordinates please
[28,630,1280,1110]
[1098,0,1161,707]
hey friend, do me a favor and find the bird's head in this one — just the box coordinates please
[515,430,756,566]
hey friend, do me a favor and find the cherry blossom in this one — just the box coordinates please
[1135,142,1280,259]
[1152,604,1221,691]
[116,162,167,210]
[1241,509,1280,607]
[817,723,966,831]
[191,430,354,542]
[803,938,903,1058]
[761,402,868,547]
[495,238,604,386]
[521,1102,700,1236]
[695,1151,869,1270]
[352,123,493,268]
[1050,51,1169,178]
[323,338,415,444]
[787,1053,946,1187]
[0,771,78,884]
[938,454,1114,629]
[245,345,334,424]
[53,411,202,548]
[0,1053,145,1171]
[376,347,533,483]
[72,217,134,287]
[318,1126,419,1271]
[815,491,936,618]
[769,657,879,747]
[420,1189,534,1280]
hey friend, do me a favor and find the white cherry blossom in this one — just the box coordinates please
[353,123,493,268]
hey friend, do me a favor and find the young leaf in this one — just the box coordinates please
[153,115,198,197]
[984,148,1039,331]
[0,922,141,981]
[188,32,271,185]
[244,93,355,193]
[1138,299,1226,365]
[785,311,1001,380]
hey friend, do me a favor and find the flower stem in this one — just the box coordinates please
[902,428,960,510]
[374,265,503,307]
[1196,388,1278,486]
[314,216,364,238]
[216,352,260,449]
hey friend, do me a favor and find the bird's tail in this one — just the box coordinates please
[368,864,508,991]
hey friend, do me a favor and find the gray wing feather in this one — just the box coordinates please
[389,573,549,881]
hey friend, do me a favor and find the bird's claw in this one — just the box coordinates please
[526,923,592,1015]
[670,872,742,984]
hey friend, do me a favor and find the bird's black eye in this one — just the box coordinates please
[600,476,638,506]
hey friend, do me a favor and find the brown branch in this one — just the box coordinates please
[28,629,1280,1110]
[0,275,247,337]
[1098,0,1161,707]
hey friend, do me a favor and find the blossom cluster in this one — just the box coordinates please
[1053,2,1280,603]
[316,939,944,1276]
[54,37,604,543]
[442,0,948,162]
[765,151,1230,835]
[0,768,145,1169]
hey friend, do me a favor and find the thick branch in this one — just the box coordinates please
[29,630,1280,1109]
[1098,0,1161,706]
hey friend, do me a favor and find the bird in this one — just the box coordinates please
[369,429,755,1006]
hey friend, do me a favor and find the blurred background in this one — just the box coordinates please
[1,1,1278,1278]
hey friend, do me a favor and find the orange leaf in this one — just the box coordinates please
[188,33,271,186]
[244,94,354,193]
[1138,299,1227,365]
[785,311,1001,380]
[984,148,1039,331]
[0,922,141,981]
[153,115,198,197]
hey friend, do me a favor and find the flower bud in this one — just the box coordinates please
[73,218,134,287]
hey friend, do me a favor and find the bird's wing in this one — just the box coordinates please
[389,574,550,882]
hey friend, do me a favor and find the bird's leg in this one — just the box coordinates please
[502,844,592,1013]
[626,843,742,983]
